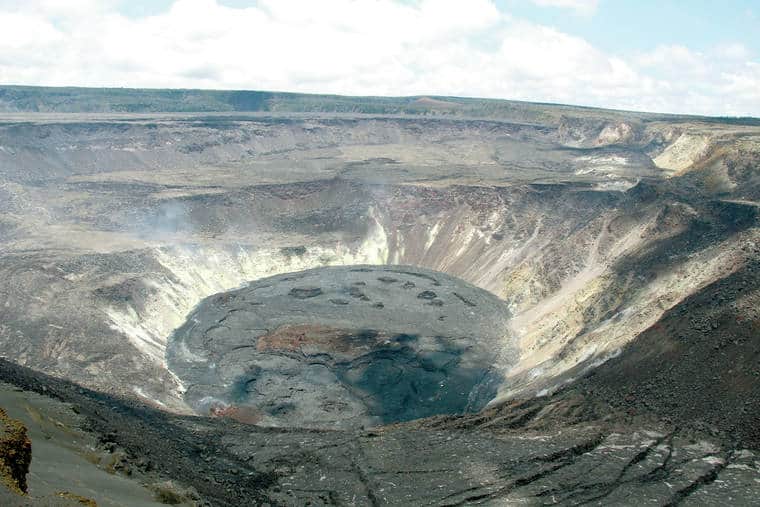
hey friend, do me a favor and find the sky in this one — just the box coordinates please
[0,0,758,116]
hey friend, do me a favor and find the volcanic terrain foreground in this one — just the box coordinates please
[0,359,759,506]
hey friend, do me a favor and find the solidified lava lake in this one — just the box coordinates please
[167,265,516,429]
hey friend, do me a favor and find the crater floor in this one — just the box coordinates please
[167,265,515,429]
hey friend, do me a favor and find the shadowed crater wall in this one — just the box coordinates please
[167,265,515,429]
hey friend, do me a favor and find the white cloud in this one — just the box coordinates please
[530,0,598,15]
[0,12,62,49]
[0,0,757,116]
[631,43,760,116]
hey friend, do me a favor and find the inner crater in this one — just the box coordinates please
[167,265,516,429]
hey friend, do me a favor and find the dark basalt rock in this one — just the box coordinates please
[167,265,516,429]
[288,287,322,299]
[347,286,370,301]
[453,292,477,307]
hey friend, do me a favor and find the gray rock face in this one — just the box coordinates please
[167,265,515,429]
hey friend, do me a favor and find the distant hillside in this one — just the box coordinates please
[0,84,671,125]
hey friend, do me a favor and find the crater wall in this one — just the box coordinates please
[0,113,757,415]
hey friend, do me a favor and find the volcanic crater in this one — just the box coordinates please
[0,90,758,505]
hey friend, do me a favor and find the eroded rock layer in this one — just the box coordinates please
[168,265,514,428]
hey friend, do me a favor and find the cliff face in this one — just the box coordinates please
[0,408,31,495]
